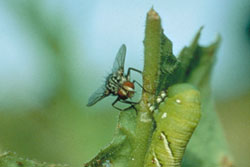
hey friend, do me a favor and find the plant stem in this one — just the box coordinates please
[128,8,162,167]
[143,8,161,100]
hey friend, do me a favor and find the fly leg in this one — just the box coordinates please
[132,80,145,91]
[112,97,136,111]
[120,99,138,105]
[126,67,142,78]
[132,79,154,95]
[112,97,122,111]
[126,68,153,94]
[126,67,146,92]
[120,99,139,113]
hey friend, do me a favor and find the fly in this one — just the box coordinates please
[86,44,142,111]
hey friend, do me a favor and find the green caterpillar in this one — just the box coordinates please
[145,83,201,167]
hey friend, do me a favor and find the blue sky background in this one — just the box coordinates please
[0,0,249,110]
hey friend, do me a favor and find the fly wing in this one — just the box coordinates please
[112,44,126,73]
[87,85,109,106]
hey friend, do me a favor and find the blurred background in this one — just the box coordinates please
[0,0,249,166]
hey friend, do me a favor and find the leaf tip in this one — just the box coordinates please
[199,25,204,31]
[147,7,160,20]
[215,34,222,44]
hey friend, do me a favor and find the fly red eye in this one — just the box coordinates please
[123,81,134,89]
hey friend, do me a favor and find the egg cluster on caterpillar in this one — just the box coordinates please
[147,90,168,112]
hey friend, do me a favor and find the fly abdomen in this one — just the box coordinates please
[106,75,119,95]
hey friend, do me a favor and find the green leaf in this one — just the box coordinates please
[0,152,67,167]
[177,27,203,82]
[182,36,233,167]
[84,9,233,167]
[156,31,180,95]
[84,109,137,167]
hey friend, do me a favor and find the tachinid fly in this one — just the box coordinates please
[86,44,142,111]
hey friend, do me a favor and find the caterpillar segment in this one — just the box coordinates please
[145,84,201,167]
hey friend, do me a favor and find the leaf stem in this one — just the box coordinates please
[128,8,162,167]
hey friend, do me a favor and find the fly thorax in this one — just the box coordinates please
[120,76,127,84]
[117,68,124,76]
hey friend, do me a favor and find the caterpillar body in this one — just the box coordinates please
[145,83,201,167]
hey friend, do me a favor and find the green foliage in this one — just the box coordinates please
[181,34,232,167]
[156,31,180,95]
[83,8,231,167]
[0,152,68,167]
[84,109,137,167]
[0,5,232,167]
